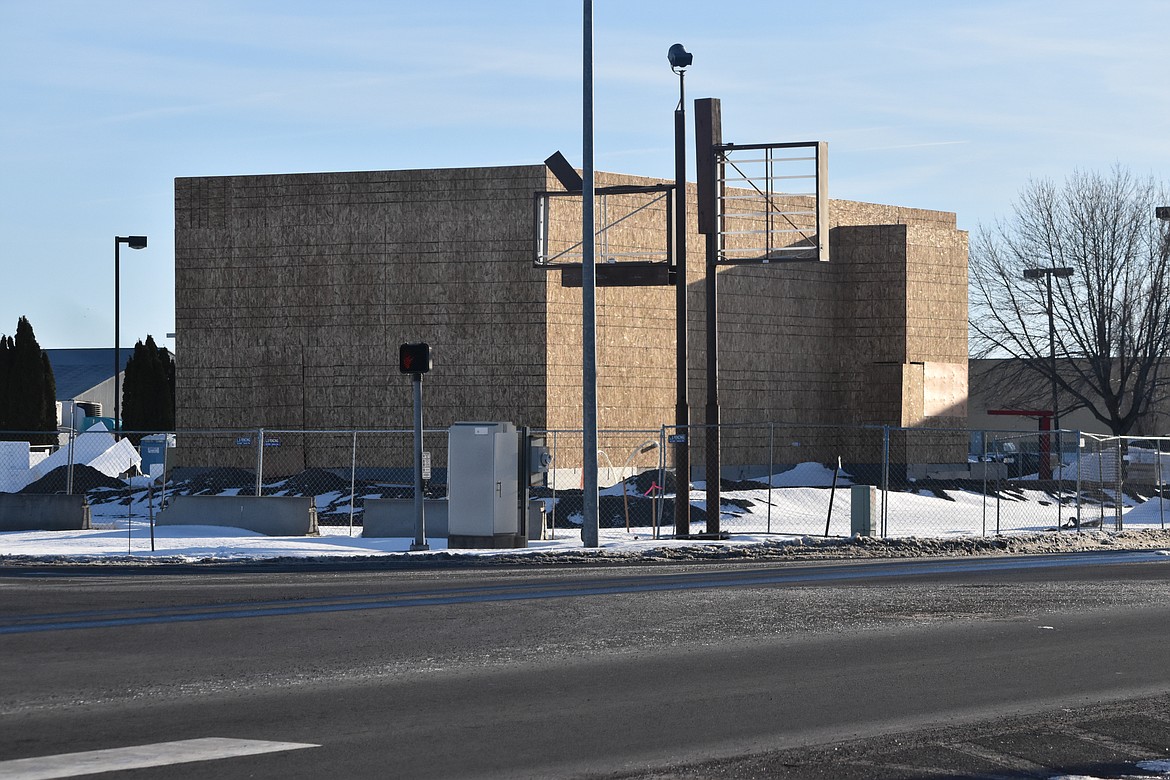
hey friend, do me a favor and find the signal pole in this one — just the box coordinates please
[669,44,693,538]
[400,343,432,551]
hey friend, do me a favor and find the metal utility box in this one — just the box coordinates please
[447,422,552,549]
[448,422,523,548]
[139,433,175,479]
[850,484,878,537]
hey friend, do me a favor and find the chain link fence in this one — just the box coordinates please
[1077,434,1169,532]
[539,429,669,538]
[2,423,1166,540]
[669,424,1169,538]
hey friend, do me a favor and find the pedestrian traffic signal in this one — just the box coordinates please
[399,343,432,374]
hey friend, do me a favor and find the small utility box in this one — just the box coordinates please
[139,433,175,480]
[850,484,879,537]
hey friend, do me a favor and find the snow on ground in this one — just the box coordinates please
[690,484,1167,539]
[2,462,1167,563]
[1,475,1169,564]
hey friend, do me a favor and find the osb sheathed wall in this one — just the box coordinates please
[542,174,970,467]
[541,171,680,436]
[175,166,549,472]
[174,165,968,473]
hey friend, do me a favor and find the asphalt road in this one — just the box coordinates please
[2,552,1169,779]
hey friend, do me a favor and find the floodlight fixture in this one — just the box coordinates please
[667,43,692,73]
[1023,266,1073,280]
[544,151,583,192]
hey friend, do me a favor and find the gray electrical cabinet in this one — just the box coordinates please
[448,422,523,548]
[447,422,551,549]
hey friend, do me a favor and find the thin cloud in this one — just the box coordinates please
[849,140,972,153]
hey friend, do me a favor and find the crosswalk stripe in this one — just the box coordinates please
[0,737,319,779]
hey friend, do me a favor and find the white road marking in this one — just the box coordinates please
[0,737,319,779]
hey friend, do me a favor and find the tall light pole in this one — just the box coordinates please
[581,0,599,547]
[114,235,148,434]
[1023,265,1073,479]
[668,43,692,537]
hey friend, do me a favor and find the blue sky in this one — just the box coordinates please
[2,1,1168,349]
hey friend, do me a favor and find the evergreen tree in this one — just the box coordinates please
[121,339,146,434]
[122,335,175,436]
[41,352,57,438]
[161,345,175,431]
[0,318,57,444]
[0,335,12,431]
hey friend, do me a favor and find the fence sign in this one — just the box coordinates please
[264,438,282,448]
[422,451,432,481]
[235,436,252,446]
[667,434,686,444]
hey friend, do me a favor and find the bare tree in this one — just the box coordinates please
[969,167,1170,435]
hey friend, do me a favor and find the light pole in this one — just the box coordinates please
[1023,265,1073,479]
[668,43,692,538]
[581,0,599,548]
[114,235,148,434]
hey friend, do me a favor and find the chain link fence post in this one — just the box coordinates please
[1097,437,1107,528]
[981,431,988,537]
[1055,428,1064,530]
[255,428,265,497]
[881,425,890,537]
[1073,430,1082,532]
[767,422,775,534]
[1158,442,1166,530]
[348,430,359,536]
[550,430,558,539]
[654,426,666,540]
[1115,437,1124,531]
[65,423,76,496]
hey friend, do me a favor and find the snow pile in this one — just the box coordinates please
[2,517,1169,567]
[0,423,141,493]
